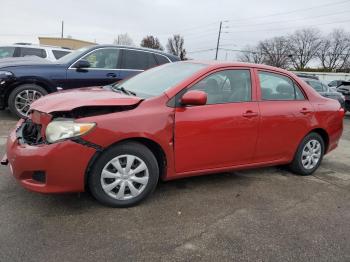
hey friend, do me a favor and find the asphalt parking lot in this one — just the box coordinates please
[0,111,349,262]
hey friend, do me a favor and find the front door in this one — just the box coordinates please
[66,48,122,89]
[174,68,260,173]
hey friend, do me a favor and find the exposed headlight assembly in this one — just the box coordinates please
[45,119,96,143]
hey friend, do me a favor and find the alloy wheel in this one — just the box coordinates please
[301,139,322,170]
[14,89,43,116]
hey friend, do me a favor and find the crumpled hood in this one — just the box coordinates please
[30,86,143,113]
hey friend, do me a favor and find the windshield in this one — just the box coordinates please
[56,46,92,64]
[112,62,207,98]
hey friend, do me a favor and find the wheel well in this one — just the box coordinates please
[125,138,167,179]
[85,137,167,187]
[4,81,52,107]
[309,128,329,152]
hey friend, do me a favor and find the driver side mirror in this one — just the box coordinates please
[73,59,91,70]
[181,90,207,106]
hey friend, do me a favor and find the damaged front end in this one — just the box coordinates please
[18,103,140,146]
[16,119,45,145]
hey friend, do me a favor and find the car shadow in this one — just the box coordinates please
[7,170,261,214]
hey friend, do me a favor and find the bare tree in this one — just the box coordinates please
[140,35,164,50]
[259,37,291,69]
[113,33,134,46]
[237,45,265,64]
[287,28,321,70]
[317,29,350,71]
[166,34,186,60]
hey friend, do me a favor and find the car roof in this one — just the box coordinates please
[180,60,294,75]
[0,44,72,51]
[87,44,180,60]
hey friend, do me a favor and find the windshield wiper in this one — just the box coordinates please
[113,86,136,96]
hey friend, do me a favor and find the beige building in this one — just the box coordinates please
[38,37,96,50]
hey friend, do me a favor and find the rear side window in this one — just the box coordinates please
[122,50,158,70]
[52,50,70,59]
[258,71,304,101]
[154,54,170,65]
[0,47,16,58]
[20,47,47,58]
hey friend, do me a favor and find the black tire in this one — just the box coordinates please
[289,132,325,176]
[88,142,159,207]
[8,84,48,118]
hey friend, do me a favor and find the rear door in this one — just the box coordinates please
[118,49,159,80]
[255,70,313,162]
[174,68,260,173]
[66,48,122,89]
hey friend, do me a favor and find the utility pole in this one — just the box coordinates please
[215,21,222,60]
[61,21,64,38]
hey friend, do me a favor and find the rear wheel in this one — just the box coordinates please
[8,84,47,118]
[289,132,325,176]
[88,142,159,207]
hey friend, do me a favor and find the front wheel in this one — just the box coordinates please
[88,142,159,207]
[289,132,325,176]
[8,84,48,118]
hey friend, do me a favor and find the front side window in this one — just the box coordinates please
[258,71,304,101]
[188,69,252,105]
[20,47,46,58]
[0,47,15,58]
[82,48,120,69]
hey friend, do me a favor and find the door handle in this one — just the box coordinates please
[242,110,258,118]
[300,108,312,114]
[106,72,117,78]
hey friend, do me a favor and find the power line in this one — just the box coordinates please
[187,48,216,54]
[222,18,350,35]
[225,0,350,22]
[157,0,350,37]
[225,9,350,28]
[187,46,350,57]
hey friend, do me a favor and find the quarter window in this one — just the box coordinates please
[52,50,70,59]
[258,71,304,100]
[154,54,170,65]
[122,50,158,70]
[82,49,120,69]
[188,69,252,105]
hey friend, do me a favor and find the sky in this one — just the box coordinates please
[1,0,350,60]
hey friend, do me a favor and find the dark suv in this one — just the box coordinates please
[0,45,179,117]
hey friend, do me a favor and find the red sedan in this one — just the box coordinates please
[2,62,344,207]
